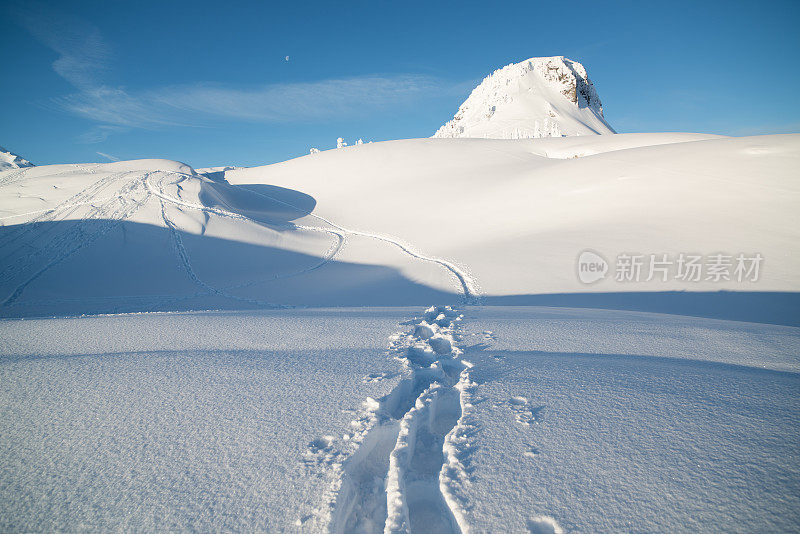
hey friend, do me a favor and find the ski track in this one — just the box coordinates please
[0,171,151,307]
[148,171,482,531]
[2,167,484,532]
[0,195,127,223]
[156,195,291,309]
[0,167,31,189]
[148,170,477,303]
[0,163,102,190]
[0,170,134,252]
[0,168,347,312]
[239,180,479,303]
[302,306,477,534]
[152,170,478,303]
[149,171,346,305]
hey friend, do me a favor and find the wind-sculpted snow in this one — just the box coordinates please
[2,134,798,320]
[226,133,800,325]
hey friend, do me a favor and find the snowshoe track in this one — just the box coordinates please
[304,306,477,533]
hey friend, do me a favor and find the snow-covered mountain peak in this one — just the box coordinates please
[532,56,603,111]
[433,56,615,140]
[0,146,34,171]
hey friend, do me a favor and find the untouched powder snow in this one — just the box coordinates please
[433,56,615,139]
[0,309,409,532]
[0,146,34,171]
[457,306,800,532]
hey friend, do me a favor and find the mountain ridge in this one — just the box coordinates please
[0,146,34,171]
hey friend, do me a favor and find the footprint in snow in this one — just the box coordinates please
[294,514,313,527]
[527,515,564,534]
[309,435,334,452]
[481,330,498,341]
[510,396,545,426]
[363,371,397,383]
[524,444,540,459]
[413,321,436,340]
[303,435,339,468]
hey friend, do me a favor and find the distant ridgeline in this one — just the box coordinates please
[0,146,34,171]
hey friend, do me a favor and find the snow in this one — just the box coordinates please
[0,308,407,532]
[224,133,800,323]
[1,305,798,532]
[433,57,615,139]
[457,306,800,532]
[0,69,799,531]
[0,146,34,171]
[1,133,797,326]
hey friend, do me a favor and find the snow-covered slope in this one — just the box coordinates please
[0,146,33,171]
[1,131,799,533]
[1,133,797,323]
[226,133,799,319]
[434,56,615,139]
[2,306,798,532]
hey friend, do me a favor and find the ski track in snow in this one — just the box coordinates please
[301,306,477,533]
[0,168,348,311]
[148,171,348,305]
[149,171,486,532]
[0,163,103,190]
[0,167,32,189]
[1,167,486,531]
[212,173,479,302]
[0,170,133,251]
[0,171,151,307]
[148,170,478,304]
[156,194,291,309]
[156,173,347,294]
[2,166,477,311]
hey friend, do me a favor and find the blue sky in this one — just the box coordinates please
[1,0,798,168]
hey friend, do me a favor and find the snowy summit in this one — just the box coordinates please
[434,56,615,139]
[0,146,33,171]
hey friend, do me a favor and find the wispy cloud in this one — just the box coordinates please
[95,151,120,162]
[12,1,110,90]
[77,125,130,144]
[54,75,447,130]
[12,3,455,142]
